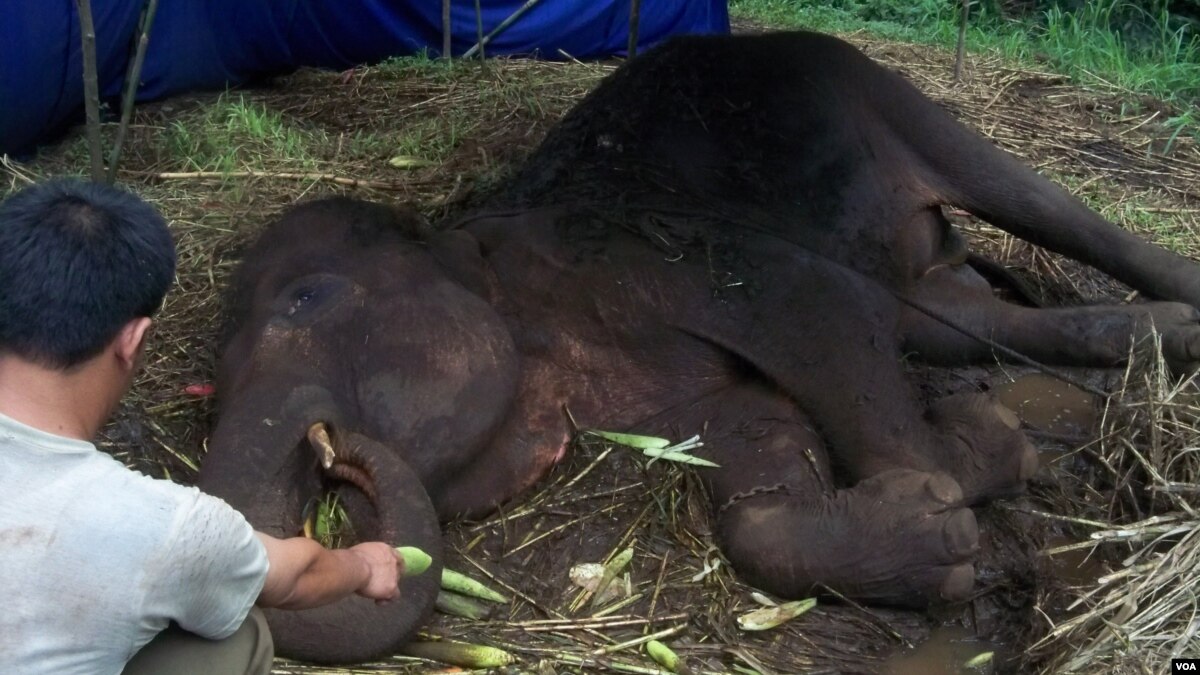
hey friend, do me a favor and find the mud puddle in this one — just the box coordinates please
[1044,536,1110,587]
[882,625,999,675]
[995,373,1099,437]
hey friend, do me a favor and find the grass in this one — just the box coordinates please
[1025,345,1200,674]
[166,93,326,173]
[306,493,353,549]
[392,113,478,164]
[731,0,1200,141]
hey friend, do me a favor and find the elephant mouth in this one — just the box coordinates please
[250,420,444,663]
[200,386,444,662]
[296,421,389,547]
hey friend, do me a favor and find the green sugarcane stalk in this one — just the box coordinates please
[395,546,432,576]
[441,567,508,603]
[402,640,514,668]
[589,545,634,610]
[435,590,493,620]
[645,639,680,672]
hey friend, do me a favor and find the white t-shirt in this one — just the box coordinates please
[0,412,269,674]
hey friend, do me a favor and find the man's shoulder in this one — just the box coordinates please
[1,423,236,532]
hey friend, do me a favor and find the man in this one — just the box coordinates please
[0,178,405,674]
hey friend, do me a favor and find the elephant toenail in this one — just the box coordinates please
[942,509,978,557]
[939,564,975,602]
[925,472,963,505]
[1018,442,1040,481]
[993,402,1021,430]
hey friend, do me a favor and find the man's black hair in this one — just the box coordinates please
[0,179,176,368]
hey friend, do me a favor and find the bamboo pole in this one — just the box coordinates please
[107,0,159,183]
[627,0,641,59]
[75,0,104,181]
[473,0,485,60]
[462,0,544,59]
[442,0,452,58]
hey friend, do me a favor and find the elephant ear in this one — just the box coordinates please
[265,430,443,663]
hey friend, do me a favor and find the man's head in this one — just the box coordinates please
[0,179,175,371]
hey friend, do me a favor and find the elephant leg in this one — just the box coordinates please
[644,383,979,607]
[852,41,1200,307]
[898,263,1200,369]
[683,251,1036,504]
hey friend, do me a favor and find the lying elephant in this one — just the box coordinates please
[197,31,1200,663]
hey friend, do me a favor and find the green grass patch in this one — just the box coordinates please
[374,48,473,83]
[731,0,1200,137]
[166,92,327,172]
[1047,172,1199,255]
[393,113,478,163]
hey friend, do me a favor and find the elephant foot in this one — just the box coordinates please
[1136,302,1200,371]
[924,392,1039,504]
[717,469,978,607]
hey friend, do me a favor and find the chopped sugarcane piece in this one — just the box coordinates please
[402,640,514,667]
[395,546,432,576]
[590,546,635,609]
[441,568,509,603]
[388,155,435,169]
[435,590,493,620]
[646,639,681,672]
[587,430,671,449]
[965,651,995,669]
[643,447,720,467]
[736,597,817,631]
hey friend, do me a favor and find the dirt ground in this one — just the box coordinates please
[5,23,1200,675]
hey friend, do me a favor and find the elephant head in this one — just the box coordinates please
[197,198,519,663]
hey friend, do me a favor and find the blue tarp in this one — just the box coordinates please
[1,1,729,156]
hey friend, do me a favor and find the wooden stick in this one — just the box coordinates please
[627,0,641,59]
[149,170,414,190]
[954,0,970,82]
[473,0,485,60]
[107,0,159,184]
[76,0,104,181]
[442,0,452,58]
[463,0,543,59]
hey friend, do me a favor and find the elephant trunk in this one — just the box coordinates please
[198,385,442,663]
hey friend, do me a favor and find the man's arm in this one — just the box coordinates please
[254,533,404,610]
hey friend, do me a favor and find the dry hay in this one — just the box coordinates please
[4,23,1200,675]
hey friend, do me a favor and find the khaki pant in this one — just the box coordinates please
[123,607,274,675]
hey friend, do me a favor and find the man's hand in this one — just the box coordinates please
[255,533,404,611]
[347,542,404,604]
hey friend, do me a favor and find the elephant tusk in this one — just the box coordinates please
[307,422,336,469]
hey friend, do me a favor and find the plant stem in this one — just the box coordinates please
[107,0,159,183]
[954,0,970,82]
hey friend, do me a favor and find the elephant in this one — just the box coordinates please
[196,31,1200,663]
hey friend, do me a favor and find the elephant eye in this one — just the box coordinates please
[285,288,316,316]
[273,273,352,322]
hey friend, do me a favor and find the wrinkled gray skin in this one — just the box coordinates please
[198,31,1200,664]
[198,201,523,662]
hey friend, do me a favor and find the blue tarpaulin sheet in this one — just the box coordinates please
[1,1,729,156]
